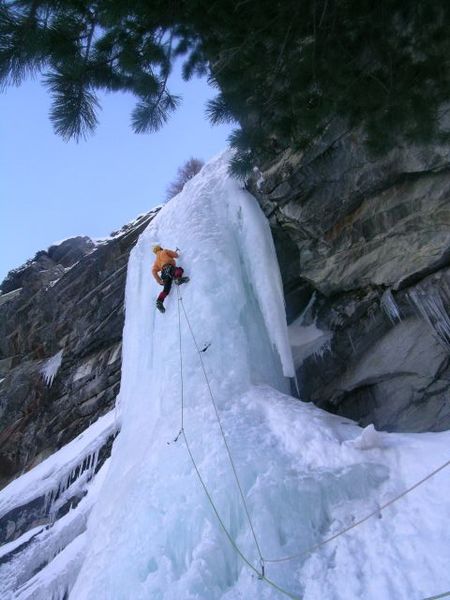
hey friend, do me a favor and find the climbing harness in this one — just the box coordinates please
[173,285,450,600]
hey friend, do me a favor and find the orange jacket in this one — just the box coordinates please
[152,249,179,284]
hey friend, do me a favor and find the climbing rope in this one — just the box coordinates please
[175,287,299,600]
[177,288,265,567]
[181,427,299,599]
[173,285,450,600]
[171,282,185,444]
[263,458,450,564]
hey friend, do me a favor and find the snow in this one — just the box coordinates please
[99,206,163,244]
[67,151,450,600]
[49,237,89,248]
[253,166,265,191]
[40,350,64,386]
[0,525,44,561]
[0,459,110,600]
[17,532,87,600]
[73,359,95,382]
[0,410,117,521]
[108,342,122,365]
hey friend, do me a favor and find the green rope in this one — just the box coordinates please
[179,293,265,565]
[264,459,450,564]
[177,291,184,435]
[173,286,449,600]
[182,428,301,600]
[175,286,302,600]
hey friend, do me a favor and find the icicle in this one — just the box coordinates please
[408,287,450,352]
[44,490,54,513]
[380,289,401,324]
[40,350,64,387]
[90,450,100,479]
[314,337,331,360]
[300,291,317,325]
[43,450,99,527]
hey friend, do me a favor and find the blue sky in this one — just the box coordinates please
[0,68,233,282]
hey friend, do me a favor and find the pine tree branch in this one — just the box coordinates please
[131,34,181,134]
[264,19,295,106]
[152,32,173,106]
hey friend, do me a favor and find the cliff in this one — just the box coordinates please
[0,210,159,491]
[249,125,450,432]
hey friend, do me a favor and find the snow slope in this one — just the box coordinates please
[0,410,116,521]
[0,411,117,600]
[70,152,450,600]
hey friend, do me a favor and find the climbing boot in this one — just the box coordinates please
[156,300,165,313]
[175,276,190,286]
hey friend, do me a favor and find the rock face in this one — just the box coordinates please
[0,212,159,491]
[0,237,96,295]
[249,126,450,432]
[297,268,450,432]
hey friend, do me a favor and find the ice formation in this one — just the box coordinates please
[69,152,450,600]
[409,286,450,352]
[288,306,332,369]
[0,412,117,600]
[0,410,117,521]
[380,288,402,324]
[40,350,64,386]
[1,461,110,600]
[1,152,449,600]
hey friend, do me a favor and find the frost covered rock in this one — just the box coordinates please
[0,237,95,295]
[47,236,96,268]
[0,413,117,600]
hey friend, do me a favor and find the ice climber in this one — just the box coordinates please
[152,244,189,313]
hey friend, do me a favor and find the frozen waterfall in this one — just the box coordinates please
[69,152,450,600]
